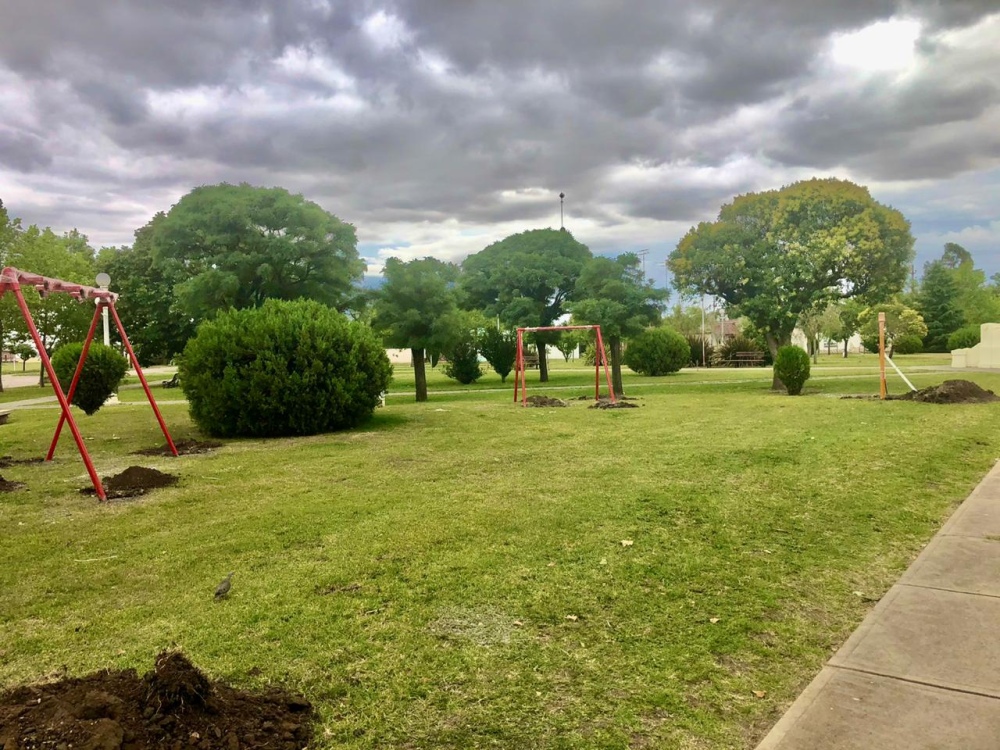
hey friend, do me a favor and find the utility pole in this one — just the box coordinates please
[637,249,649,279]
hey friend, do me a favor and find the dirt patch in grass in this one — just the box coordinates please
[133,439,223,456]
[0,650,314,749]
[0,475,25,492]
[590,398,640,409]
[896,379,999,404]
[525,395,569,407]
[80,466,179,499]
[0,456,44,469]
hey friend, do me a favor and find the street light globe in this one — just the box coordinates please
[95,272,111,288]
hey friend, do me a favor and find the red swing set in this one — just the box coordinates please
[513,325,616,405]
[0,267,177,501]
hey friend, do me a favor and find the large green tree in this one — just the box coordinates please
[462,229,592,382]
[934,244,1000,326]
[569,253,668,396]
[96,214,196,365]
[145,183,364,322]
[668,178,913,387]
[4,226,95,385]
[373,257,463,402]
[917,260,963,352]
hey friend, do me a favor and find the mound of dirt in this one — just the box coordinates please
[133,439,222,456]
[0,475,25,493]
[898,379,999,404]
[525,395,569,407]
[0,456,44,469]
[590,399,640,410]
[80,466,179,499]
[0,651,314,749]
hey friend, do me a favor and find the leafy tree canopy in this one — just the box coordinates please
[462,228,591,380]
[569,252,668,395]
[668,178,913,357]
[373,257,463,402]
[917,260,964,352]
[146,183,364,321]
[858,300,927,353]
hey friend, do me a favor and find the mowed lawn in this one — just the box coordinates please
[1,362,999,748]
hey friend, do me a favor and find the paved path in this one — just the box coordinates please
[756,460,1000,750]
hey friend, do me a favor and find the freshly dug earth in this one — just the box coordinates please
[0,475,25,493]
[524,395,569,407]
[0,651,314,749]
[0,456,44,469]
[134,439,222,456]
[897,379,999,404]
[590,399,640,410]
[80,466,179,499]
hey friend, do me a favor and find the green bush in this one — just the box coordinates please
[891,334,923,355]
[774,345,810,395]
[623,327,689,376]
[51,342,129,416]
[948,324,981,351]
[685,335,713,367]
[479,327,516,382]
[444,332,483,384]
[719,335,768,366]
[180,299,392,438]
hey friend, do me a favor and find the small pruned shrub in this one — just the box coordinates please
[774,345,810,395]
[51,342,129,416]
[685,335,714,367]
[444,332,483,384]
[180,299,392,438]
[479,327,516,382]
[624,327,689,376]
[948,325,981,351]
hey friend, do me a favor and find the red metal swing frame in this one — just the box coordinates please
[0,267,177,501]
[513,325,616,406]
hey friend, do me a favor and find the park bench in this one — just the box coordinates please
[522,353,539,369]
[729,351,765,368]
[161,373,180,388]
[0,410,10,426]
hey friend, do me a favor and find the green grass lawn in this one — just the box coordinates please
[1,364,999,748]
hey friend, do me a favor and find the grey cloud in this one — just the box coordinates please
[0,129,53,172]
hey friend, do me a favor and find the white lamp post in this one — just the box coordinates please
[95,272,118,404]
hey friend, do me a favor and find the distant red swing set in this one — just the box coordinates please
[0,267,177,502]
[513,325,616,406]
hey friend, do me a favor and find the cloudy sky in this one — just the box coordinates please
[1,0,998,286]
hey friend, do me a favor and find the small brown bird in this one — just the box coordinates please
[214,572,234,600]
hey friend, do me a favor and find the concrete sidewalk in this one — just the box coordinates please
[756,461,1000,749]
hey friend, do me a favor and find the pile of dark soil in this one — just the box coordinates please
[0,456,44,468]
[524,395,569,407]
[0,475,25,493]
[897,379,999,404]
[590,399,639,410]
[80,466,179,499]
[133,439,222,456]
[0,651,314,749]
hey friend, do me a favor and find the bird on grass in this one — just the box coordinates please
[214,572,234,600]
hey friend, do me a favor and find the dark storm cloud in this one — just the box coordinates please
[0,0,997,271]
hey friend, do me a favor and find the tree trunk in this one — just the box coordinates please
[812,336,818,364]
[764,332,783,391]
[843,338,849,358]
[609,337,624,397]
[537,341,548,383]
[412,347,428,402]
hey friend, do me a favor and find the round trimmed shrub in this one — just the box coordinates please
[948,324,981,351]
[624,327,689,376]
[891,333,923,355]
[51,342,129,416]
[180,299,392,438]
[774,345,810,395]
